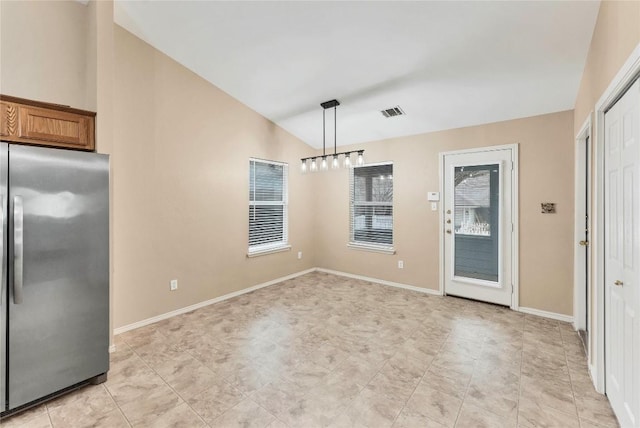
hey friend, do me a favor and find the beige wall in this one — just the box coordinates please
[574,0,640,131]
[314,111,576,316]
[0,0,95,111]
[112,26,316,328]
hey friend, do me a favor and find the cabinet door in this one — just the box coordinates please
[0,99,95,151]
[18,105,94,150]
[0,102,18,137]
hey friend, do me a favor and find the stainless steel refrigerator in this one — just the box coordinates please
[0,143,109,414]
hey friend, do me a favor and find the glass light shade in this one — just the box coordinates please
[301,159,307,173]
[343,153,351,168]
[310,158,318,172]
[332,155,340,169]
[357,151,365,166]
[321,156,328,171]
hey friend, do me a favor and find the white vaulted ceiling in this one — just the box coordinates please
[114,1,600,149]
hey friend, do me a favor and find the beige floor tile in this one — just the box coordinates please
[105,366,167,405]
[138,402,205,428]
[520,375,577,416]
[249,380,308,420]
[0,405,51,428]
[574,394,618,428]
[517,396,580,428]
[329,388,405,428]
[579,418,619,428]
[280,360,331,389]
[456,401,516,428]
[404,382,462,427]
[155,356,219,400]
[422,366,469,400]
[465,380,518,418]
[49,407,129,428]
[210,398,276,428]
[186,379,246,424]
[279,390,349,427]
[225,363,281,394]
[117,384,182,426]
[46,385,119,428]
[392,409,447,428]
[46,385,115,414]
[266,419,289,428]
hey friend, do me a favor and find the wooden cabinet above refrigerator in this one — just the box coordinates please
[0,95,95,151]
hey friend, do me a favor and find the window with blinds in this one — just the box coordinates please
[249,159,288,254]
[350,163,393,248]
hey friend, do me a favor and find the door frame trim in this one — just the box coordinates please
[438,143,519,309]
[592,41,640,394]
[573,116,591,334]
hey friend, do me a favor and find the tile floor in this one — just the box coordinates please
[1,272,619,427]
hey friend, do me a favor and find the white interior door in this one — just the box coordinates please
[605,78,640,428]
[442,147,515,306]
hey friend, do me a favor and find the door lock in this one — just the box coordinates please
[579,240,589,246]
[446,229,452,234]
[446,219,451,224]
[614,280,623,287]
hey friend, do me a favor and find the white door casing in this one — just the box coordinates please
[442,146,516,307]
[604,78,640,428]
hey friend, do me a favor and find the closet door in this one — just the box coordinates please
[604,78,640,428]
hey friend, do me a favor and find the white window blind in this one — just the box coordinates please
[350,163,393,248]
[249,159,288,254]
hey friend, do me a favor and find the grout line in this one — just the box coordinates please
[516,314,525,427]
[560,326,582,422]
[102,382,133,428]
[45,404,54,428]
[389,321,452,426]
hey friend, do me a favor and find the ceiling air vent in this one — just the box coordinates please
[380,106,405,118]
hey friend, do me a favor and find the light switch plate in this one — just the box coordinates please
[427,192,440,201]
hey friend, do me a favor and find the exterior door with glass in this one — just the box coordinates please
[442,146,515,306]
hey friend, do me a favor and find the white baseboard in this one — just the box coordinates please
[589,362,604,394]
[113,268,316,335]
[315,268,442,296]
[518,306,574,323]
[108,344,116,353]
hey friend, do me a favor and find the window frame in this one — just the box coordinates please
[348,161,396,254]
[248,158,290,257]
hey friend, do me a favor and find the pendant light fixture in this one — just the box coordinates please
[301,99,364,173]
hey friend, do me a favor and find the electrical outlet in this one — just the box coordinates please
[170,279,178,291]
[297,251,303,259]
[398,260,404,269]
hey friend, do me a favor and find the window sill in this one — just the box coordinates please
[247,244,291,258]
[347,243,396,255]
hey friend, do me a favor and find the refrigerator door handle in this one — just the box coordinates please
[0,195,3,306]
[14,195,24,304]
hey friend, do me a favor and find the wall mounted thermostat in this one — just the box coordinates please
[427,192,440,201]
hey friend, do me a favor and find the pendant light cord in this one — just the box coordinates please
[322,108,326,156]
[334,106,337,155]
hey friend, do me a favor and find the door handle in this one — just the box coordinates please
[446,219,451,224]
[14,196,23,304]
[614,280,623,287]
[579,240,589,246]
[446,229,452,234]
